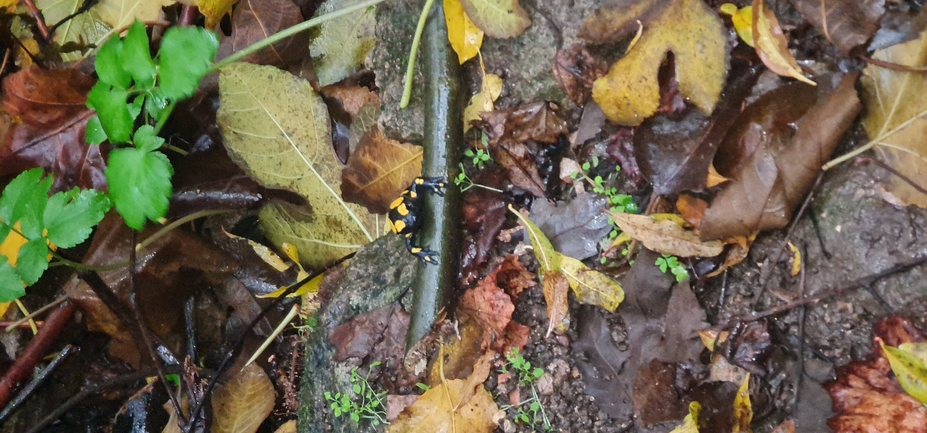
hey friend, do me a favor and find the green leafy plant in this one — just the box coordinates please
[656,254,689,282]
[0,169,111,301]
[324,362,387,426]
[500,348,553,431]
[454,163,503,193]
[86,20,218,230]
[572,156,638,241]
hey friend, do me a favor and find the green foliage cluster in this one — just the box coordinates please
[0,169,110,301]
[324,362,388,426]
[571,156,638,241]
[500,348,553,431]
[656,254,689,282]
[86,20,218,230]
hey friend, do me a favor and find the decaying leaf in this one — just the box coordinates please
[388,352,500,433]
[732,373,752,433]
[559,253,624,311]
[552,45,609,106]
[458,255,534,352]
[669,401,701,433]
[215,0,309,68]
[530,194,611,260]
[212,363,276,433]
[0,65,107,192]
[36,0,111,61]
[700,74,860,240]
[310,0,377,87]
[611,212,724,257]
[586,0,730,125]
[328,304,409,369]
[788,0,884,54]
[463,73,502,133]
[542,270,569,336]
[196,0,239,28]
[93,0,176,30]
[218,62,378,268]
[825,316,927,432]
[459,0,530,39]
[445,0,483,64]
[752,0,815,85]
[880,339,927,405]
[341,126,423,214]
[860,30,927,208]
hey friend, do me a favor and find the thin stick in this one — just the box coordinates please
[400,0,436,108]
[859,56,927,72]
[4,296,66,333]
[822,107,927,170]
[0,345,75,422]
[13,299,37,334]
[861,157,927,197]
[22,0,50,42]
[210,0,385,71]
[245,304,300,366]
[136,209,235,252]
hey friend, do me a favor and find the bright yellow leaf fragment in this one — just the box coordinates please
[460,0,529,38]
[463,71,502,132]
[721,4,754,47]
[670,401,701,433]
[197,0,239,29]
[787,242,801,276]
[590,0,729,125]
[559,253,624,312]
[752,0,815,85]
[445,0,483,64]
[881,339,927,405]
[732,373,753,433]
[0,0,16,11]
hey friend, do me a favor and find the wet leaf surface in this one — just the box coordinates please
[327,304,409,368]
[341,126,423,214]
[788,0,884,54]
[458,255,534,353]
[215,0,310,68]
[530,194,610,260]
[211,363,276,433]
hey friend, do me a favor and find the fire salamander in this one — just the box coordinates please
[388,177,445,265]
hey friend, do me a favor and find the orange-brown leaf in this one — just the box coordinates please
[542,271,569,336]
[341,126,423,214]
[212,363,276,433]
[458,255,535,352]
[751,0,815,85]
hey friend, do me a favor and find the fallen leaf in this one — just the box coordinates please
[611,212,724,257]
[211,363,276,433]
[530,194,611,260]
[552,45,608,107]
[633,359,689,424]
[825,316,927,432]
[787,242,801,276]
[445,0,483,64]
[559,253,624,312]
[0,65,107,192]
[463,73,502,133]
[327,304,409,370]
[458,255,534,352]
[586,0,730,125]
[93,0,176,30]
[341,126,423,214]
[215,0,309,68]
[509,205,558,273]
[459,0,529,38]
[860,30,927,208]
[197,0,238,28]
[752,0,815,85]
[541,270,569,336]
[218,62,378,269]
[676,193,707,228]
[700,73,860,240]
[388,352,500,433]
[732,373,752,433]
[880,339,927,405]
[770,419,795,433]
[720,4,753,46]
[669,402,701,433]
[460,172,507,285]
[310,0,377,87]
[36,0,111,61]
[789,0,884,54]
[273,420,297,433]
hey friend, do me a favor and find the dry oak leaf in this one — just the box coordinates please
[459,0,530,39]
[587,0,729,126]
[211,363,276,433]
[610,212,724,257]
[752,0,815,86]
[388,352,500,433]
[860,29,927,208]
[458,255,534,352]
[341,125,423,214]
[446,0,484,64]
[824,316,927,433]
[0,65,107,192]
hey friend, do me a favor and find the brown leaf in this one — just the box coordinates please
[578,0,671,45]
[530,194,611,260]
[700,73,860,240]
[752,0,815,85]
[458,256,535,352]
[824,316,927,433]
[388,352,499,433]
[611,212,724,257]
[460,172,507,285]
[327,304,409,368]
[341,126,423,214]
[552,44,608,106]
[212,363,276,433]
[215,0,309,68]
[788,0,884,54]
[585,0,730,125]
[542,270,569,336]
[481,102,569,197]
[0,65,107,191]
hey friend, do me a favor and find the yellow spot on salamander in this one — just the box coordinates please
[390,219,406,234]
[389,197,404,210]
[396,203,409,216]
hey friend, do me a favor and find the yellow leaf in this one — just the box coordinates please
[93,0,176,30]
[310,0,377,87]
[389,352,499,433]
[881,339,927,405]
[732,373,753,433]
[211,363,276,433]
[0,0,16,11]
[751,0,815,85]
[610,212,724,257]
[558,253,624,312]
[36,0,111,61]
[860,31,927,208]
[196,0,238,28]
[445,0,483,64]
[218,62,378,269]
[787,242,801,276]
[590,0,729,125]
[670,401,701,433]
[706,163,728,188]
[697,329,729,352]
[509,205,569,335]
[720,4,753,47]
[508,205,559,273]
[463,73,502,132]
[459,0,530,38]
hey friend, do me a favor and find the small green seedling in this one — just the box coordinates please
[324,362,387,426]
[656,254,689,282]
[572,157,638,241]
[454,163,502,193]
[500,348,553,431]
[465,147,492,170]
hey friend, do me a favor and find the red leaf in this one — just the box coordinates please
[458,255,535,353]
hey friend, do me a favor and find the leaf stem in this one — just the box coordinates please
[48,251,129,272]
[135,209,236,252]
[400,0,436,108]
[822,107,927,170]
[210,0,386,72]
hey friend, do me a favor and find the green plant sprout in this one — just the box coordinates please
[324,362,388,426]
[656,254,689,282]
[571,157,638,241]
[465,147,492,169]
[454,163,503,193]
[499,348,553,431]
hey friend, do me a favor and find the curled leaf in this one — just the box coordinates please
[752,0,815,85]
[611,212,723,257]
